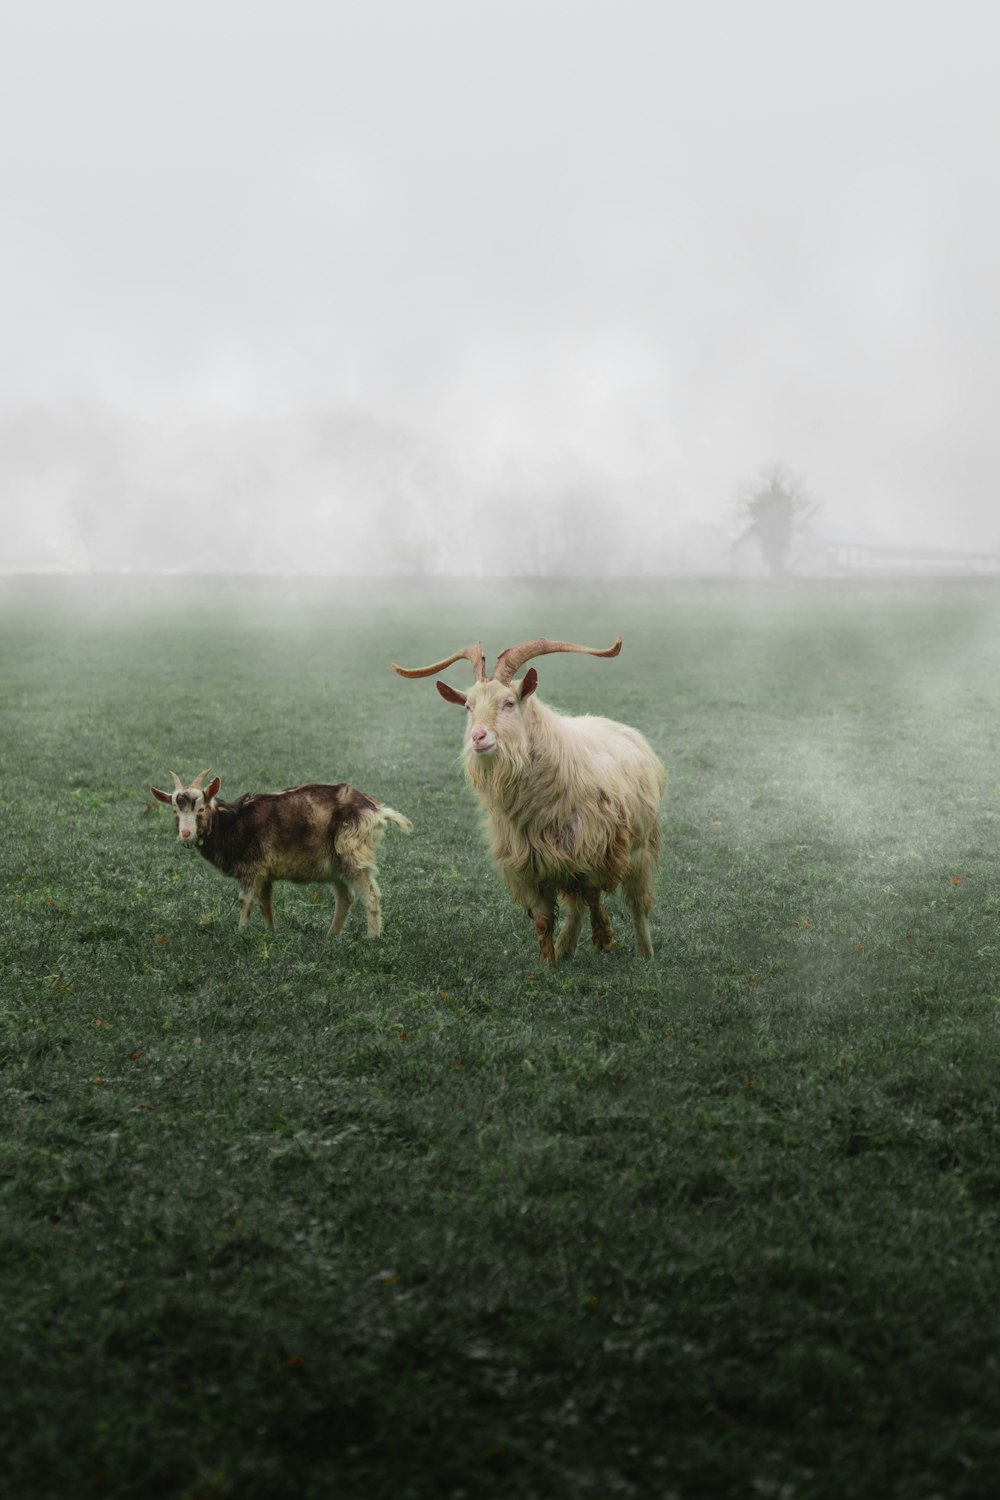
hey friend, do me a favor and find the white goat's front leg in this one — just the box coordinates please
[329,877,353,936]
[555,895,584,960]
[349,870,382,937]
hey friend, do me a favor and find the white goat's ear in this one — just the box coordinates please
[518,668,538,700]
[205,777,221,800]
[436,680,468,706]
[150,786,173,804]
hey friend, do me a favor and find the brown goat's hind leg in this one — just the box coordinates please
[350,870,383,937]
[259,882,276,931]
[532,899,558,966]
[583,889,614,952]
[329,878,352,936]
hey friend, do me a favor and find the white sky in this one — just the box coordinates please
[1,0,998,570]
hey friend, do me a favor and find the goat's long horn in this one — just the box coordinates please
[170,771,184,791]
[391,643,487,683]
[189,768,213,789]
[493,636,623,684]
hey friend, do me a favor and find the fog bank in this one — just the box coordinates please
[3,2,999,573]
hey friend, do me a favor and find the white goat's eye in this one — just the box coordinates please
[504,699,516,709]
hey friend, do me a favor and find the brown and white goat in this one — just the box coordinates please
[391,637,665,964]
[150,769,412,935]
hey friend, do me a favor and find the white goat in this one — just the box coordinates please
[392,636,665,964]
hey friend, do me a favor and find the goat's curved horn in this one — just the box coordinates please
[189,768,213,789]
[170,771,184,791]
[391,643,487,682]
[493,636,623,684]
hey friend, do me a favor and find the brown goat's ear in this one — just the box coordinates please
[436,680,468,706]
[204,777,221,800]
[150,786,173,804]
[518,668,538,700]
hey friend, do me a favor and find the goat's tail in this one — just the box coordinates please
[337,803,412,869]
[380,805,414,833]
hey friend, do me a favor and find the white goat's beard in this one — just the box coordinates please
[464,743,497,774]
[464,732,528,796]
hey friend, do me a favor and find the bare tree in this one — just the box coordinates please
[731,462,818,578]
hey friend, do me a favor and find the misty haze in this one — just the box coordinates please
[2,1,999,576]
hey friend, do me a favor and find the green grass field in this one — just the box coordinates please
[3,577,1000,1500]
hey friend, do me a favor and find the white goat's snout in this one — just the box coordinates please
[470,724,496,754]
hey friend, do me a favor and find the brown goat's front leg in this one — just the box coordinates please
[531,895,558,966]
[259,882,276,932]
[583,889,614,952]
[237,879,255,927]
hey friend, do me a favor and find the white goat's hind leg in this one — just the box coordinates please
[350,869,383,937]
[583,889,615,953]
[623,860,655,959]
[329,877,353,936]
[555,895,584,960]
